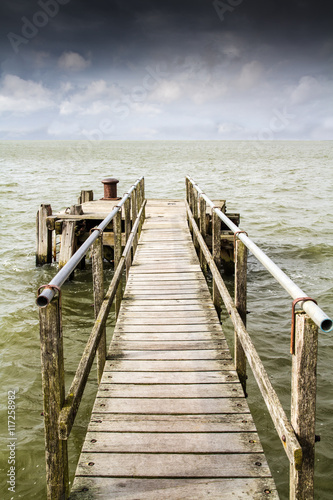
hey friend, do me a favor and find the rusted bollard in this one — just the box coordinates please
[101,178,120,200]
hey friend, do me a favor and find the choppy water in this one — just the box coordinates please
[0,140,332,499]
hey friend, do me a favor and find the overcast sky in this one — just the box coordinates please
[0,0,332,140]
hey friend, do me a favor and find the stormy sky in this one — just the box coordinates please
[0,0,332,140]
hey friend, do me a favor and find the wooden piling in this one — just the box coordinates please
[39,297,68,500]
[36,204,53,265]
[78,190,93,204]
[92,235,106,384]
[212,211,222,318]
[58,220,76,270]
[235,239,247,394]
[114,210,122,318]
[290,312,318,499]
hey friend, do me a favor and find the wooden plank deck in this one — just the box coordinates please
[69,200,278,499]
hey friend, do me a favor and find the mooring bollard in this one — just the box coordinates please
[101,177,120,200]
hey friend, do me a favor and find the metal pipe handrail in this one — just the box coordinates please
[37,177,144,308]
[187,176,332,333]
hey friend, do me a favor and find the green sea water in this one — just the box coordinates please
[0,140,332,499]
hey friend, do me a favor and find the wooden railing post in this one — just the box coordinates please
[132,188,138,256]
[124,197,132,281]
[187,182,194,235]
[92,234,106,384]
[235,239,247,394]
[199,194,207,273]
[114,209,122,318]
[39,297,68,500]
[212,210,222,318]
[290,312,318,500]
[138,178,144,237]
[192,188,199,253]
[36,204,53,265]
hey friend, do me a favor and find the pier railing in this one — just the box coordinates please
[186,176,332,500]
[36,177,145,500]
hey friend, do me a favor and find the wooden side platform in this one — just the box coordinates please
[69,200,278,499]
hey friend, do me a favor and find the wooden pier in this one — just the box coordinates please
[69,199,277,499]
[37,177,329,499]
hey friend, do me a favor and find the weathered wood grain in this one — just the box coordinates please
[82,431,263,453]
[107,349,229,360]
[104,359,232,371]
[109,340,228,350]
[70,198,277,499]
[92,397,250,414]
[100,370,236,384]
[87,413,257,433]
[75,452,271,477]
[96,383,243,398]
[69,477,279,499]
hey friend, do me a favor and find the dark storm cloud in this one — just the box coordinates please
[0,0,332,139]
[2,0,332,59]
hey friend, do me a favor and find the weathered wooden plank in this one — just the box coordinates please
[108,337,228,356]
[107,349,228,360]
[130,266,202,273]
[83,431,263,453]
[88,413,257,433]
[115,324,223,332]
[104,359,230,372]
[124,285,210,292]
[125,273,205,281]
[93,397,249,414]
[118,316,220,325]
[100,370,235,384]
[121,298,209,306]
[123,293,212,301]
[69,477,279,500]
[97,383,243,398]
[120,304,215,311]
[118,308,218,316]
[75,452,271,478]
[110,340,228,350]
[112,332,226,341]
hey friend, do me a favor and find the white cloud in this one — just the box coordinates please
[58,51,91,72]
[238,60,264,89]
[149,80,182,103]
[290,75,320,105]
[59,79,118,115]
[0,74,54,114]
